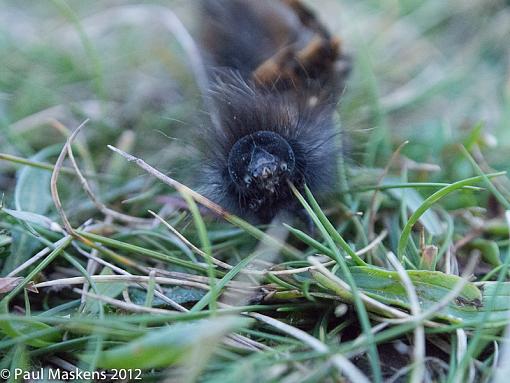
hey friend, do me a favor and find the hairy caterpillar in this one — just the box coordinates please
[196,0,350,223]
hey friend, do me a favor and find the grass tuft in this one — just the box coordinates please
[0,0,510,381]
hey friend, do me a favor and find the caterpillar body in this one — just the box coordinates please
[197,0,350,223]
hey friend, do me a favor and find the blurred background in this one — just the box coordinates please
[1,0,509,211]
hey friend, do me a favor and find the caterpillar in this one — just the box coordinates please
[196,0,350,223]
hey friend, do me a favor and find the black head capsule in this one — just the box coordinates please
[228,131,295,210]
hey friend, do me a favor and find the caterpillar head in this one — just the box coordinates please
[228,131,296,211]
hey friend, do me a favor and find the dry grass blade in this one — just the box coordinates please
[67,136,152,226]
[0,277,37,293]
[248,312,370,383]
[6,237,70,278]
[35,275,211,291]
[50,119,90,235]
[309,256,410,320]
[386,251,425,383]
[270,230,387,276]
[73,288,173,314]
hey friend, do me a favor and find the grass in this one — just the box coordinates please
[1,0,510,382]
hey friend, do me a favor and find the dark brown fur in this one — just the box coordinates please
[196,0,350,223]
